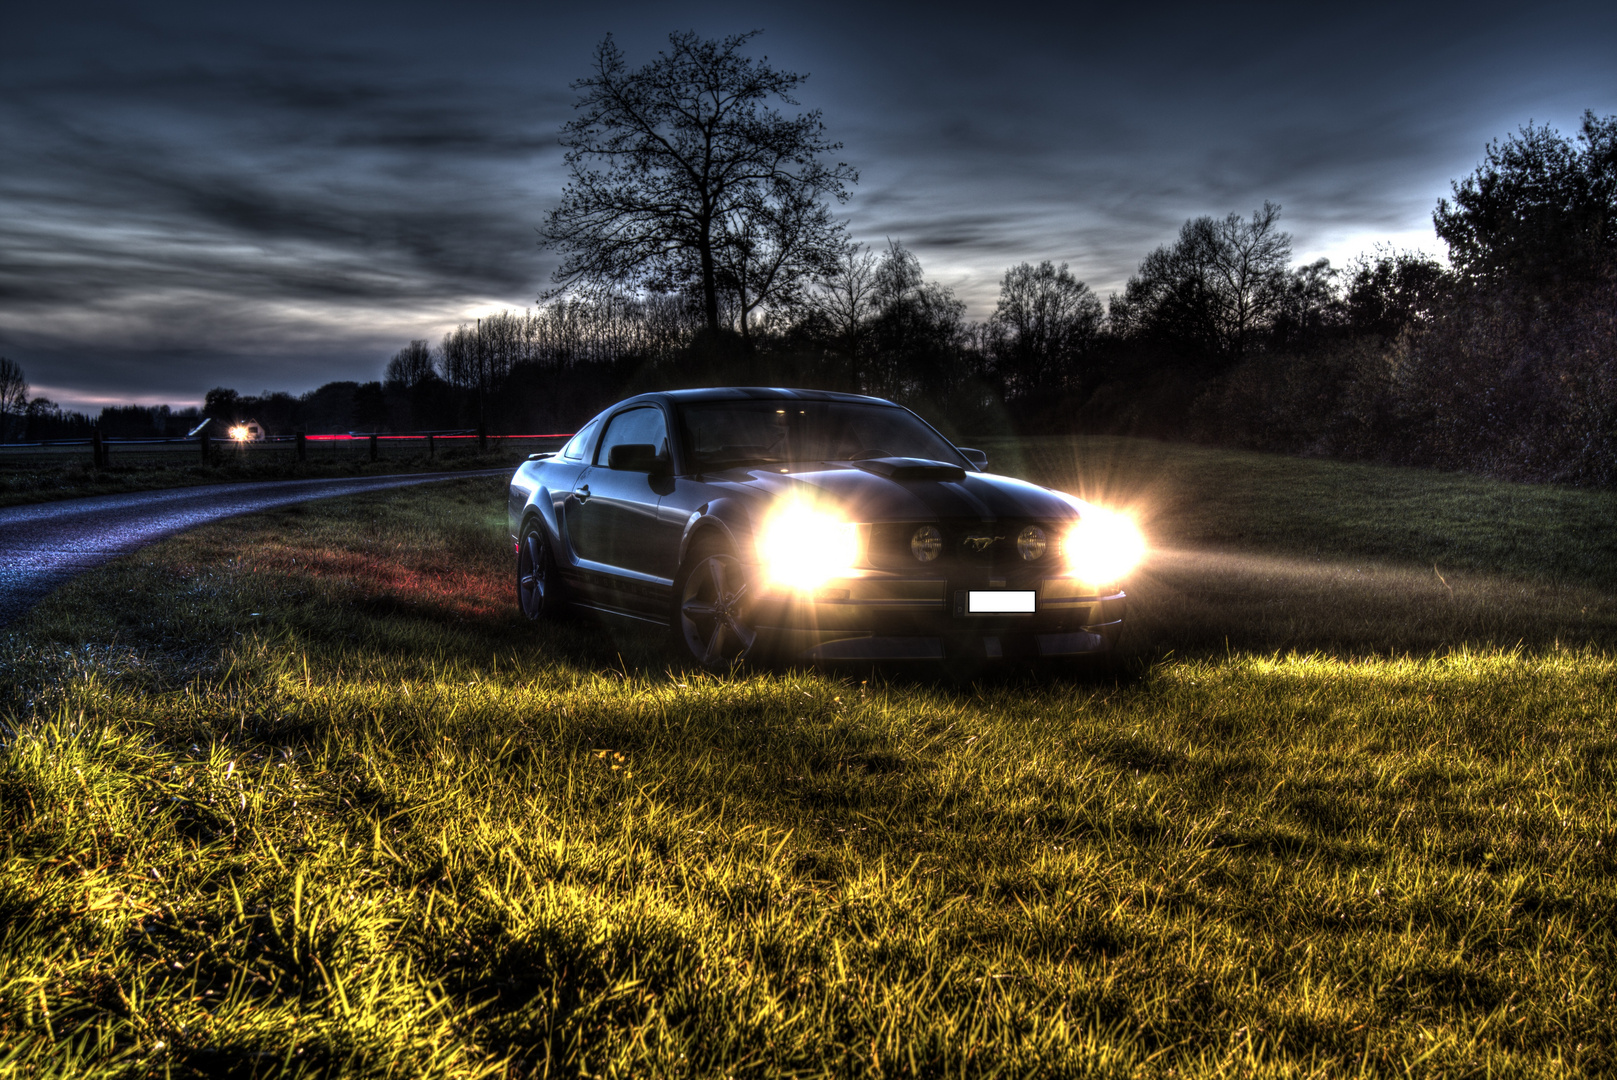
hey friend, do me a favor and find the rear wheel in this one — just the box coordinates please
[673,541,758,668]
[517,521,562,620]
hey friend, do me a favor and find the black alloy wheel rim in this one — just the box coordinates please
[679,553,756,666]
[518,530,547,619]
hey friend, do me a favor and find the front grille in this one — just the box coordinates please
[867,519,1065,582]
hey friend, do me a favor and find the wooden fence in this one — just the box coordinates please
[0,432,573,471]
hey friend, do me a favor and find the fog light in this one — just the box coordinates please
[910,525,942,562]
[1017,525,1047,561]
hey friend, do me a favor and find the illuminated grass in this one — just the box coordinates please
[987,435,1617,657]
[981,434,1617,591]
[2,455,1616,1077]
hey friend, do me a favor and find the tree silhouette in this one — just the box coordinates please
[541,31,856,337]
[1345,249,1449,339]
[809,242,879,390]
[1267,257,1344,349]
[1435,111,1617,294]
[865,241,969,401]
[714,178,845,345]
[0,357,27,442]
[1209,202,1292,359]
[989,261,1102,398]
[1112,203,1292,364]
[384,340,437,389]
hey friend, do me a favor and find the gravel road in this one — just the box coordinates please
[0,471,504,627]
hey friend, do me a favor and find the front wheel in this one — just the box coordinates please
[516,521,563,620]
[673,543,759,668]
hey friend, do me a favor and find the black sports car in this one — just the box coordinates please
[507,388,1144,666]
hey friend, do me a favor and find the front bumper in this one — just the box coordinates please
[748,572,1126,661]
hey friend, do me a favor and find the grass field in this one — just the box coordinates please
[3,438,1616,1077]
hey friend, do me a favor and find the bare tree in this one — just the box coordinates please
[1267,257,1344,348]
[541,31,856,336]
[865,240,969,401]
[714,181,846,344]
[1109,218,1225,359]
[384,340,438,388]
[1111,203,1292,363]
[810,242,879,389]
[989,261,1103,397]
[1209,201,1292,358]
[1,357,31,442]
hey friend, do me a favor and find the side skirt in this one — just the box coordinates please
[569,602,671,628]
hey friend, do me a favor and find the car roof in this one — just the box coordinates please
[618,387,900,408]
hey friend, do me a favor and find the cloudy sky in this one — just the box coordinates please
[3,0,1614,412]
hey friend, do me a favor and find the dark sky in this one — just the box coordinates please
[3,0,1614,412]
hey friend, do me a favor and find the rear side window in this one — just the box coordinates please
[560,416,603,461]
[595,407,670,465]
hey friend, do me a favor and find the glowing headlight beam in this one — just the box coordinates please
[1063,508,1146,585]
[756,501,858,592]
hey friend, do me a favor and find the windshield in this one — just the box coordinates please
[677,400,964,470]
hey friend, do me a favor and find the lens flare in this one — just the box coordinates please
[756,501,858,591]
[228,425,252,442]
[1063,507,1146,585]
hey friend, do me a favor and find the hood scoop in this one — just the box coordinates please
[850,457,967,482]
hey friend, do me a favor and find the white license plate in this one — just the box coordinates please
[967,590,1036,614]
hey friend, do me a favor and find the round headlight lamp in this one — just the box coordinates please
[910,525,943,562]
[1016,525,1047,561]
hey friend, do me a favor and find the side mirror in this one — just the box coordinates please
[607,442,668,474]
[957,447,988,470]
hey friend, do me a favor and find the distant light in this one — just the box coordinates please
[228,425,252,442]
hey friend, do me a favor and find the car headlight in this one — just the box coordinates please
[1017,525,1047,561]
[1062,508,1145,585]
[756,501,859,591]
[910,525,942,562]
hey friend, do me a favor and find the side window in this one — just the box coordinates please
[560,416,603,461]
[595,407,670,466]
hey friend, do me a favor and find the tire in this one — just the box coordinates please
[673,540,759,669]
[516,520,563,621]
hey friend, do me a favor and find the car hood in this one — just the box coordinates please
[707,458,1086,521]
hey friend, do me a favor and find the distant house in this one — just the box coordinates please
[228,420,265,441]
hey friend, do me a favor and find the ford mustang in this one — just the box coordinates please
[507,388,1144,667]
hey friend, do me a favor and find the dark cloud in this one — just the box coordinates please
[0,0,1614,409]
[0,18,568,393]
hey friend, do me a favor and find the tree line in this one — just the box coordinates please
[0,358,99,442]
[3,27,1611,488]
[1187,111,1617,486]
[495,30,1617,485]
[366,95,1616,491]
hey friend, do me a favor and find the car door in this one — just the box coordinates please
[565,405,679,614]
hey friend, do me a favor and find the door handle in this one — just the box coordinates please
[574,484,591,504]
